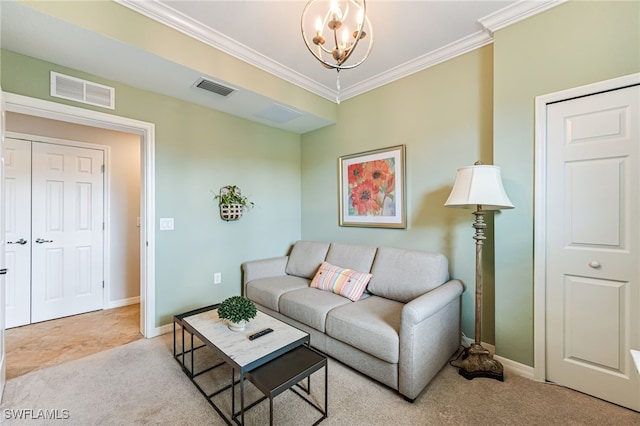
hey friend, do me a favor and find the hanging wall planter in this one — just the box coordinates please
[215,185,254,222]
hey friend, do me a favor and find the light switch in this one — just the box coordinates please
[159,218,174,230]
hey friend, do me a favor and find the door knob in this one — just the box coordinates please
[35,238,53,244]
[8,238,27,245]
[589,261,601,269]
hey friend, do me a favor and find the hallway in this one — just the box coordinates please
[4,304,142,379]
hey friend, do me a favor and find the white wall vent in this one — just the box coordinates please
[50,71,115,110]
[194,77,235,97]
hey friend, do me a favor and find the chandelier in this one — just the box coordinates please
[301,0,373,101]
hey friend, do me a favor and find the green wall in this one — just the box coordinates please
[1,50,304,326]
[492,0,639,365]
[301,47,496,343]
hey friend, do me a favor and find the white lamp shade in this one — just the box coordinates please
[444,164,514,210]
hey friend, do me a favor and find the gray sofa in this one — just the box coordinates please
[242,240,464,401]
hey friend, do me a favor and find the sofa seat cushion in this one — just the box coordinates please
[326,296,402,364]
[246,275,310,312]
[279,287,351,333]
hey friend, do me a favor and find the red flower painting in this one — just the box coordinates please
[347,157,396,216]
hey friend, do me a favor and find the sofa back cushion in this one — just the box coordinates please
[285,240,330,279]
[367,247,450,302]
[325,242,377,272]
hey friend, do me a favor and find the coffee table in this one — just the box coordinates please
[175,306,326,425]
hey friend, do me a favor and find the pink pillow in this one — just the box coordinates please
[310,261,372,302]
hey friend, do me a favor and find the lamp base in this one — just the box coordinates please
[458,343,504,382]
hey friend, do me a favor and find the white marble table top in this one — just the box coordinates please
[183,309,308,368]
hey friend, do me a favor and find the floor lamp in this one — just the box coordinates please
[445,162,514,381]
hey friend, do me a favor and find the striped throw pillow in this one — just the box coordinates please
[310,261,372,302]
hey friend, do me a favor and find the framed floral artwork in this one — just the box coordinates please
[338,145,406,228]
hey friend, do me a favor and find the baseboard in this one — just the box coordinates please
[105,296,140,309]
[479,341,535,380]
[157,323,173,336]
[495,354,535,379]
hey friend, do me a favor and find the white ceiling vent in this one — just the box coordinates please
[50,72,115,110]
[194,77,235,97]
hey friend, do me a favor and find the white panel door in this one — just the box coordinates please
[4,138,31,328]
[546,85,640,411]
[31,142,104,323]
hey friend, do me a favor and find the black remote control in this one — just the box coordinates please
[249,328,273,340]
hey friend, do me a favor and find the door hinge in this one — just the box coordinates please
[101,164,105,173]
[102,280,105,288]
[103,222,105,230]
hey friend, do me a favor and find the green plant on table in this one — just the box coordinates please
[217,296,257,324]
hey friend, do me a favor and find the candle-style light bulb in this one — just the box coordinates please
[315,17,323,33]
[330,0,342,20]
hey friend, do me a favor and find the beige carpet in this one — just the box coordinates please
[1,334,639,425]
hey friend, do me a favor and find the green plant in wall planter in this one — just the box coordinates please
[217,296,257,331]
[214,185,254,221]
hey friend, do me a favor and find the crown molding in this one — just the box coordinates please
[339,30,493,101]
[116,0,564,103]
[479,0,567,34]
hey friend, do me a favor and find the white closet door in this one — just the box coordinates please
[546,85,640,410]
[31,142,104,323]
[4,138,31,328]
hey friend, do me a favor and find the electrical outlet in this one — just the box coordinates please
[214,272,222,284]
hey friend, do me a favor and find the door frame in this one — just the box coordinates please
[3,92,158,338]
[533,72,640,381]
[6,133,112,317]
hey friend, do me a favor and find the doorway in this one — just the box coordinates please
[3,93,156,338]
[534,73,640,411]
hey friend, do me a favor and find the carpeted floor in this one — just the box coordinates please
[1,334,639,425]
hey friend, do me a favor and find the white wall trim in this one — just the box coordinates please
[106,296,140,310]
[496,354,535,380]
[340,30,493,101]
[533,73,640,382]
[155,323,173,337]
[479,0,566,34]
[3,92,157,338]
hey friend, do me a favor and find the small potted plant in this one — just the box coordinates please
[217,296,257,331]
[214,185,254,221]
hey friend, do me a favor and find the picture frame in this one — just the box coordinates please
[338,145,406,228]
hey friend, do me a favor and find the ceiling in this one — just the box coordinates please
[1,1,561,133]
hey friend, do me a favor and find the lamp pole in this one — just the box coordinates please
[457,204,504,381]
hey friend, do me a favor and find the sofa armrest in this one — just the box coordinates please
[242,256,289,287]
[402,279,464,324]
[398,279,464,400]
